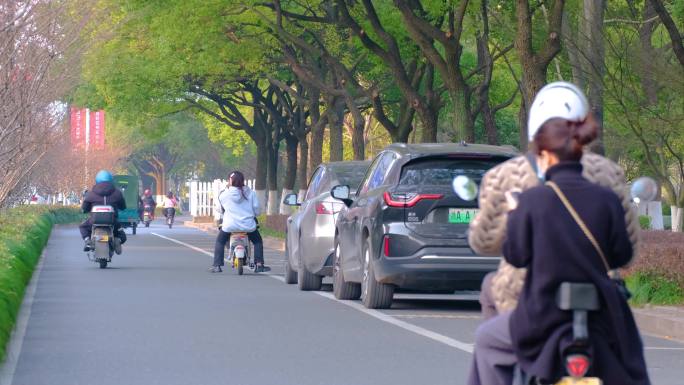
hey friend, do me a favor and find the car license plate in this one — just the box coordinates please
[556,378,602,385]
[448,208,478,224]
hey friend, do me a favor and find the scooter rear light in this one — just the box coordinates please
[566,354,590,378]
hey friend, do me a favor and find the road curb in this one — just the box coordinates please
[183,221,285,252]
[632,306,684,342]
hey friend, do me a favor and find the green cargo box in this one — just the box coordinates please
[114,175,140,234]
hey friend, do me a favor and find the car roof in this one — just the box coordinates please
[384,142,519,158]
[322,160,372,169]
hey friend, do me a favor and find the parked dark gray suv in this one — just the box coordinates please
[331,143,516,308]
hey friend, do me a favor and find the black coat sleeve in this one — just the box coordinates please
[81,199,92,214]
[503,196,534,268]
[608,195,633,268]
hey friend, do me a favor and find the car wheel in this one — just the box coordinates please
[361,237,394,309]
[333,240,360,300]
[284,239,298,284]
[297,252,322,291]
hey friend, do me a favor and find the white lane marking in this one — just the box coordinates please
[393,314,481,320]
[153,233,684,354]
[152,233,213,257]
[0,250,48,385]
[313,291,474,353]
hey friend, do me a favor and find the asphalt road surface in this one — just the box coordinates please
[2,221,683,385]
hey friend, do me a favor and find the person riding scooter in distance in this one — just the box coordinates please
[210,171,269,273]
[80,170,127,254]
[162,191,177,223]
[140,188,157,220]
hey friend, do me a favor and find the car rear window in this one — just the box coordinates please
[332,164,369,188]
[398,158,503,186]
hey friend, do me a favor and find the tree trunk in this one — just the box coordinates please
[351,113,365,161]
[254,140,268,211]
[418,107,438,143]
[448,87,474,143]
[672,206,683,232]
[298,136,308,192]
[483,102,498,145]
[328,98,344,162]
[308,89,324,178]
[582,0,606,154]
[266,135,279,215]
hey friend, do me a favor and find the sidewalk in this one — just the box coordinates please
[184,221,684,342]
[631,306,684,342]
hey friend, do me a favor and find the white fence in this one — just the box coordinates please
[188,179,255,218]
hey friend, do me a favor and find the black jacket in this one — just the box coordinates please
[504,162,649,384]
[141,196,156,209]
[81,182,126,214]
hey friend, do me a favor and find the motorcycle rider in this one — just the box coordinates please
[467,83,650,384]
[468,82,640,319]
[140,188,157,220]
[210,171,269,273]
[79,170,127,254]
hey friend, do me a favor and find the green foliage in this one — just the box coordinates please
[0,206,84,361]
[627,272,684,306]
[639,215,652,230]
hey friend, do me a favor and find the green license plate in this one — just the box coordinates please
[448,208,478,224]
[556,378,602,385]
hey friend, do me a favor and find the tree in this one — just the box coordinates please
[515,0,565,150]
[0,0,94,206]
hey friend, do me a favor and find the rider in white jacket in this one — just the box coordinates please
[210,171,268,273]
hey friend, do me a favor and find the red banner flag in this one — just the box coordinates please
[89,110,106,150]
[70,107,86,149]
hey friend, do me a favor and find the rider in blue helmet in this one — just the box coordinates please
[79,169,127,253]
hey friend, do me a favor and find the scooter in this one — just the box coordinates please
[87,205,120,269]
[164,207,175,229]
[514,282,601,385]
[226,232,253,275]
[143,204,153,227]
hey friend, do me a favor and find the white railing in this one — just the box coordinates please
[189,179,255,218]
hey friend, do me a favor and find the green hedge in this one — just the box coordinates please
[0,205,84,361]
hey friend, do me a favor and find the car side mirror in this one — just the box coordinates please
[331,185,353,206]
[283,193,300,206]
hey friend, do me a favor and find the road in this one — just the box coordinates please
[2,221,683,385]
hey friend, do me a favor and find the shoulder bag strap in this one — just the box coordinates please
[545,181,611,273]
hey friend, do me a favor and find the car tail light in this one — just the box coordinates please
[316,202,343,215]
[383,235,390,257]
[565,354,590,378]
[383,192,444,208]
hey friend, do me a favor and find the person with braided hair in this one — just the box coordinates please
[467,82,649,385]
[469,82,640,319]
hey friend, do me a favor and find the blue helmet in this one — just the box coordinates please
[95,170,114,184]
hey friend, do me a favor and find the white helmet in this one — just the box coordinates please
[527,81,589,141]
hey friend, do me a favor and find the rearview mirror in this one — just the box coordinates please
[331,185,350,201]
[630,177,658,203]
[283,193,300,206]
[452,176,478,202]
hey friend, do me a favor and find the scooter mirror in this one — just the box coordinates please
[452,175,478,202]
[630,177,658,203]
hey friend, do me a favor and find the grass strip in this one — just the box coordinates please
[0,206,84,362]
[626,272,684,306]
